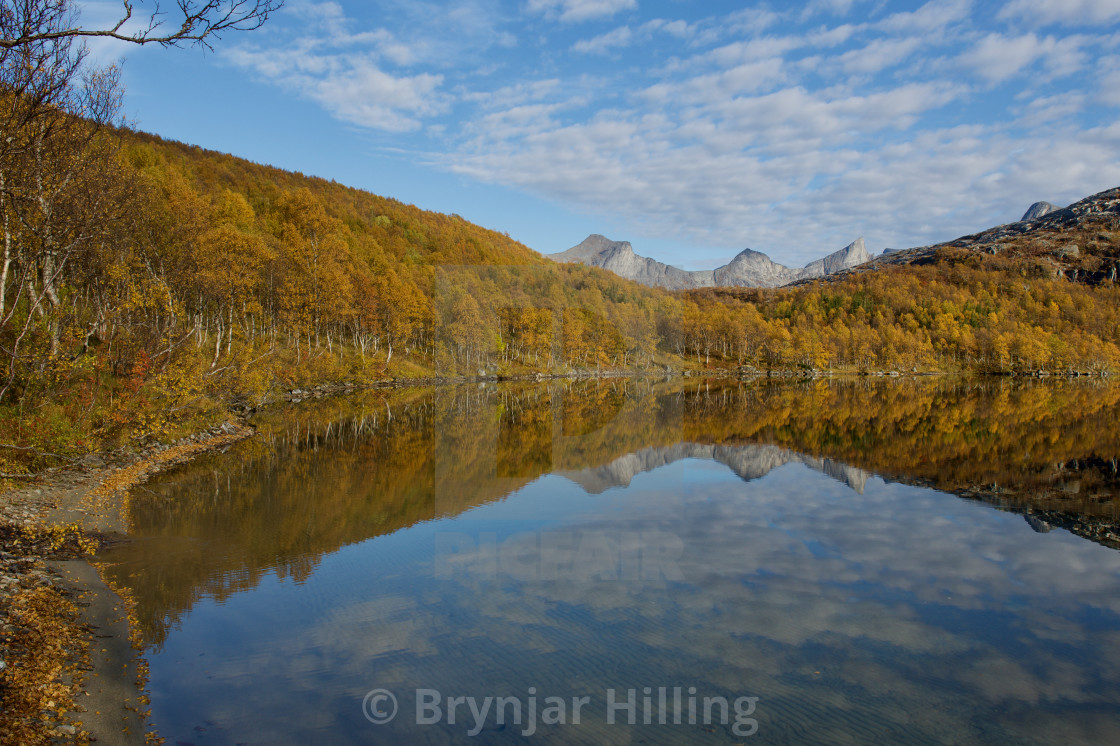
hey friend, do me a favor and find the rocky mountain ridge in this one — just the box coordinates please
[854,186,1120,286]
[548,187,1119,291]
[548,234,871,290]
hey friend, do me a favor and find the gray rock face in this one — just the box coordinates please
[799,237,871,278]
[1022,201,1061,221]
[713,248,799,287]
[549,235,709,289]
[549,235,870,290]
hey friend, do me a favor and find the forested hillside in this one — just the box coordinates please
[0,122,680,474]
[3,124,1120,476]
[2,4,1117,469]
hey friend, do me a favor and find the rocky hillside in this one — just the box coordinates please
[549,235,871,289]
[847,186,1120,285]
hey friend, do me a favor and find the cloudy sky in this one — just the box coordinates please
[96,0,1120,268]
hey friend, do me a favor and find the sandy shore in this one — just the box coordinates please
[0,422,255,744]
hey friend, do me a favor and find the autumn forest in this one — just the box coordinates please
[2,1,1120,478]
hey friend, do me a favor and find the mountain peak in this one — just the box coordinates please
[551,234,632,263]
[549,235,869,289]
[1022,201,1061,221]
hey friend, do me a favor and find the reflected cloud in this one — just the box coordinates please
[102,379,1120,744]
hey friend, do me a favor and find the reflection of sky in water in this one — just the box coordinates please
[143,460,1120,745]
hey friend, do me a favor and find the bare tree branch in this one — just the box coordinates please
[0,1,284,51]
[0,442,78,461]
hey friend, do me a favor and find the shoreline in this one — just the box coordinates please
[0,421,255,745]
[0,372,635,743]
[0,371,664,743]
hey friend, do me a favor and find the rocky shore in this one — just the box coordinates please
[0,422,255,745]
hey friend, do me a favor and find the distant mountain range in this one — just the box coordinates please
[548,196,1087,290]
[549,234,871,289]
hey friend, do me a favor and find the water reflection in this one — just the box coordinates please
[98,378,1120,744]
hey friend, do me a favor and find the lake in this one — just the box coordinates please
[98,378,1120,744]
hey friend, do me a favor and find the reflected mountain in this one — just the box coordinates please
[98,377,1120,647]
[556,442,869,494]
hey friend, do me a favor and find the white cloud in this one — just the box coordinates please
[658,19,690,38]
[697,83,963,144]
[527,0,637,23]
[221,0,526,133]
[999,0,1120,26]
[445,4,1120,260]
[444,61,1120,264]
[288,0,348,37]
[572,17,703,54]
[460,100,575,143]
[659,23,860,82]
[462,79,563,110]
[958,32,1092,84]
[722,7,785,35]
[226,46,446,131]
[1041,34,1091,78]
[1015,92,1088,126]
[305,63,445,131]
[836,36,924,74]
[675,8,784,50]
[220,1,468,133]
[637,58,789,111]
[572,25,633,54]
[959,32,1049,83]
[445,78,988,262]
[809,23,862,47]
[708,36,806,66]
[1100,64,1120,106]
[877,0,972,34]
[281,0,517,69]
[801,0,876,19]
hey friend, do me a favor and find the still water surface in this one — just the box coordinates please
[100,379,1120,744]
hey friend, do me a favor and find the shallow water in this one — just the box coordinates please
[99,379,1120,744]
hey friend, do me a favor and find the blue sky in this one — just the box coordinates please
[86,0,1120,269]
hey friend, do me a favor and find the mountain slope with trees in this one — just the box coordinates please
[3,117,1120,479]
[3,111,1120,476]
[1,0,1119,479]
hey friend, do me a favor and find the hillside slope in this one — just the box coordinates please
[853,187,1120,285]
[3,123,1120,478]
